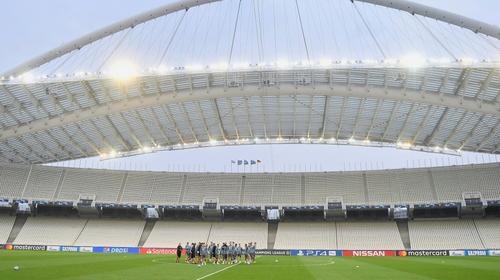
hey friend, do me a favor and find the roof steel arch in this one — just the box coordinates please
[3,0,500,78]
[0,67,499,164]
[0,71,498,143]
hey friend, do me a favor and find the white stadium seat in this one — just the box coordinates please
[409,220,484,250]
[209,222,268,249]
[14,216,86,245]
[0,215,16,243]
[74,219,145,247]
[274,222,337,249]
[144,221,212,248]
[336,221,404,250]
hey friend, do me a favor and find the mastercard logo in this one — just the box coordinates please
[5,244,13,250]
[398,250,407,257]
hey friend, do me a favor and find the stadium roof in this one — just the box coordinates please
[0,0,499,163]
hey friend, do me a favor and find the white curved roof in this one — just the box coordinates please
[0,0,499,163]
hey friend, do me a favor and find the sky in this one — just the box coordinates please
[1,0,499,172]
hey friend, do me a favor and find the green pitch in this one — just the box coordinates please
[1,251,499,280]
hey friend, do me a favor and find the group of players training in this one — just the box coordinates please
[176,242,257,265]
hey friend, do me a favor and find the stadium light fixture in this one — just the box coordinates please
[319,59,332,67]
[19,72,35,83]
[276,60,291,69]
[400,53,427,68]
[107,59,138,82]
[210,62,229,72]
[156,65,168,74]
[396,141,413,149]
[459,57,478,66]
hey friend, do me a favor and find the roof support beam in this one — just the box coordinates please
[382,102,401,141]
[352,98,366,138]
[149,107,172,145]
[212,99,228,141]
[243,97,254,138]
[459,115,485,150]
[4,0,499,79]
[354,0,500,40]
[162,104,185,143]
[411,105,433,144]
[365,99,382,140]
[320,96,330,139]
[443,111,469,147]
[195,101,212,141]
[3,0,222,77]
[424,107,449,146]
[475,119,500,152]
[104,116,132,150]
[336,97,347,139]
[1,82,498,143]
[396,103,417,142]
[133,110,157,146]
[74,122,105,154]
[180,103,200,143]
[58,126,90,157]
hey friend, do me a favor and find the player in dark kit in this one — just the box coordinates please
[190,243,196,263]
[176,243,183,263]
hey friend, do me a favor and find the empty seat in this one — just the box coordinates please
[475,219,500,249]
[0,215,16,243]
[144,221,211,248]
[209,222,267,249]
[274,222,337,249]
[74,219,145,247]
[337,221,404,250]
[409,219,484,250]
[14,216,86,245]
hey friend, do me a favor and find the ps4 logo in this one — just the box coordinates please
[294,250,331,256]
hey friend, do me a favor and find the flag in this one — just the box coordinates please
[232,159,262,165]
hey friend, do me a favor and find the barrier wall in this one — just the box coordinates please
[2,244,500,257]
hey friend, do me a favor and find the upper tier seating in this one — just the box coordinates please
[0,163,498,206]
[57,169,124,202]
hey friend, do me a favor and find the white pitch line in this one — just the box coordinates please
[196,263,240,280]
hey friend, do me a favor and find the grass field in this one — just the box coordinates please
[1,251,500,279]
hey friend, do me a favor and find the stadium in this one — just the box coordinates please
[0,0,499,279]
